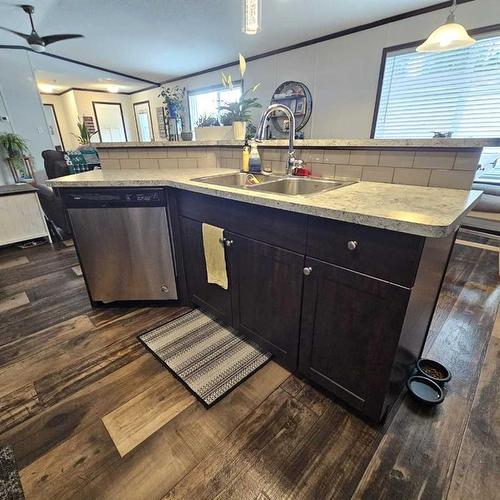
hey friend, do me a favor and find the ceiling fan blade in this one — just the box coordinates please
[0,26,30,41]
[41,33,83,45]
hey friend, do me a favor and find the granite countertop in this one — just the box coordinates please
[0,183,37,196]
[94,138,500,149]
[47,168,482,238]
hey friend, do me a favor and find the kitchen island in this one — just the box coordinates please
[48,167,481,422]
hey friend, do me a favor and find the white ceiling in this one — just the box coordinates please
[29,53,149,94]
[0,0,442,83]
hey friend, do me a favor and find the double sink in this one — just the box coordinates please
[192,172,353,196]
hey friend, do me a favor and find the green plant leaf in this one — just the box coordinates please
[239,53,247,78]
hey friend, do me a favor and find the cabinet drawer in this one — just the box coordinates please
[175,189,307,253]
[306,217,424,287]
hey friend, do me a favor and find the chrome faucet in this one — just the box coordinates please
[256,103,302,175]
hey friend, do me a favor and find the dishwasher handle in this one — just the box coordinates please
[61,188,166,208]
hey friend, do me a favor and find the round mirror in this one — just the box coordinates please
[269,81,312,135]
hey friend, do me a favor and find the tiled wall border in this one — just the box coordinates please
[98,146,480,190]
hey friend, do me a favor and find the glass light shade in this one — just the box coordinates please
[38,83,54,93]
[242,0,262,35]
[417,18,476,52]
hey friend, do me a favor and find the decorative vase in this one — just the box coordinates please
[181,131,193,141]
[167,102,179,119]
[194,126,233,141]
[232,121,247,140]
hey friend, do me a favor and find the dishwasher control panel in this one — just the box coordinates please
[62,188,166,208]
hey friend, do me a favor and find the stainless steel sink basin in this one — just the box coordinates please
[247,177,353,195]
[192,172,280,187]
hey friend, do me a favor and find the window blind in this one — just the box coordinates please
[374,33,500,139]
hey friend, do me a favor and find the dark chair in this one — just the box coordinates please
[41,150,69,179]
[34,150,72,238]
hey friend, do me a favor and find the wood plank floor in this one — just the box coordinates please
[0,233,498,500]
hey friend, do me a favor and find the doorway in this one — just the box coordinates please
[133,101,154,142]
[43,103,64,150]
[92,102,127,142]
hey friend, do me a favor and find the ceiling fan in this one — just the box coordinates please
[0,4,83,52]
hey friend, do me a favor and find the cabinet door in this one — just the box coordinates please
[179,216,232,323]
[299,257,410,418]
[228,233,304,370]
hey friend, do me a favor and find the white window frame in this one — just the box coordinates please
[371,28,500,140]
[187,81,242,130]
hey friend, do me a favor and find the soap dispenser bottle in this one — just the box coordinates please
[248,139,262,174]
[242,139,250,173]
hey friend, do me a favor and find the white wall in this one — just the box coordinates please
[72,91,138,142]
[131,0,499,139]
[41,93,75,150]
[0,87,14,184]
[0,49,53,182]
[41,90,139,149]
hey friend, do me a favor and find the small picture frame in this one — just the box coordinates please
[295,97,305,115]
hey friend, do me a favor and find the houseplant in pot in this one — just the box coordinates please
[72,118,99,146]
[194,114,233,141]
[219,54,261,140]
[0,132,34,182]
[159,85,189,139]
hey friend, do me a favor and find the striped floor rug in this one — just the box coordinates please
[139,309,271,407]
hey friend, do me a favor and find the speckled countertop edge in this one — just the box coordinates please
[47,168,482,238]
[94,138,500,149]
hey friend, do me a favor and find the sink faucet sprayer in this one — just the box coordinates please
[256,104,303,175]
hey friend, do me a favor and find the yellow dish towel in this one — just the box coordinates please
[202,223,228,290]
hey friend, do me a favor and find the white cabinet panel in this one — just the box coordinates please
[0,192,50,246]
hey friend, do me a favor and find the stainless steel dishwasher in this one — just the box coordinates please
[63,188,178,303]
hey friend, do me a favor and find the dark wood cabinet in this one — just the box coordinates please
[178,216,232,324]
[227,233,304,370]
[299,258,410,420]
[169,188,455,422]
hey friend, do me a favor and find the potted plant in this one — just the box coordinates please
[0,132,34,182]
[219,54,261,140]
[194,114,233,141]
[159,85,190,139]
[72,118,99,146]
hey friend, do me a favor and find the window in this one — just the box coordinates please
[93,102,127,142]
[133,101,154,142]
[373,32,500,139]
[188,83,242,130]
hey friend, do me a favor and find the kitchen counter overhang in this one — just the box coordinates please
[47,168,482,238]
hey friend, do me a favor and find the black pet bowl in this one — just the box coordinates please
[407,375,444,406]
[416,358,451,386]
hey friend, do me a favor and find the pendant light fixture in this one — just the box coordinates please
[242,0,262,35]
[417,0,476,52]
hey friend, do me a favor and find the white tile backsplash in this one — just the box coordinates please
[349,150,380,166]
[453,151,481,170]
[158,158,178,168]
[413,151,456,169]
[323,150,350,164]
[429,169,475,190]
[98,146,479,190]
[311,163,335,178]
[393,168,431,187]
[120,158,140,169]
[335,164,362,181]
[361,166,394,183]
[379,150,414,167]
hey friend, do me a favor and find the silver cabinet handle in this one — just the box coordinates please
[220,237,234,247]
[303,267,312,276]
[161,284,169,293]
[347,240,358,251]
